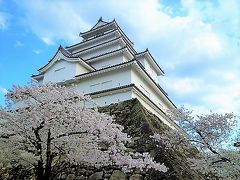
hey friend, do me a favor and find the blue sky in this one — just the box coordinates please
[0,0,240,115]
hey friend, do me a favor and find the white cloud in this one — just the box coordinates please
[161,77,202,96]
[33,49,41,54]
[95,0,228,68]
[0,87,8,95]
[0,12,7,30]
[16,0,91,45]
[163,70,240,114]
[15,40,24,47]
[205,80,240,113]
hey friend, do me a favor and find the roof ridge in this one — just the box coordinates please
[81,19,114,36]
[38,45,77,71]
[72,36,123,56]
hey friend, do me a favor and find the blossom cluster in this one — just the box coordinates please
[0,83,167,174]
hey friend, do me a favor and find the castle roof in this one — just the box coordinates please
[80,18,134,46]
[90,17,108,30]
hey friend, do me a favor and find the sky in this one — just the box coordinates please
[0,0,240,115]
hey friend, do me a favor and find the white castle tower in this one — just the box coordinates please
[32,18,178,129]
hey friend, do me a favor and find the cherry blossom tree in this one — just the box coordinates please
[151,106,239,179]
[0,83,167,180]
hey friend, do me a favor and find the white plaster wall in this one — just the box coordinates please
[131,69,170,111]
[73,67,132,95]
[78,43,121,60]
[138,57,158,82]
[89,54,124,69]
[92,90,132,106]
[43,60,78,83]
[145,60,157,82]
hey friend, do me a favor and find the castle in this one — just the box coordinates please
[32,18,177,129]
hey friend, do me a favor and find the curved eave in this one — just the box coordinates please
[31,74,44,81]
[72,36,124,56]
[31,74,44,83]
[84,46,135,63]
[74,60,135,80]
[38,46,72,72]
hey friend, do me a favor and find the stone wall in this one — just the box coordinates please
[54,164,148,180]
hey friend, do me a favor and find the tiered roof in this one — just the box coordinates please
[80,18,134,46]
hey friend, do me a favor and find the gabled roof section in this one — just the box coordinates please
[136,49,164,76]
[38,46,95,73]
[91,17,108,30]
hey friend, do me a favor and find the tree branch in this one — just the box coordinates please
[50,131,87,141]
[196,130,219,155]
[0,133,15,138]
[212,157,232,165]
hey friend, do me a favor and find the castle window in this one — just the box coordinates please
[90,83,100,92]
[158,103,163,108]
[101,80,112,89]
[55,67,65,72]
[102,64,111,68]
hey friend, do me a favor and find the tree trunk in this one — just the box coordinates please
[33,121,46,180]
[35,160,44,180]
[45,129,52,180]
